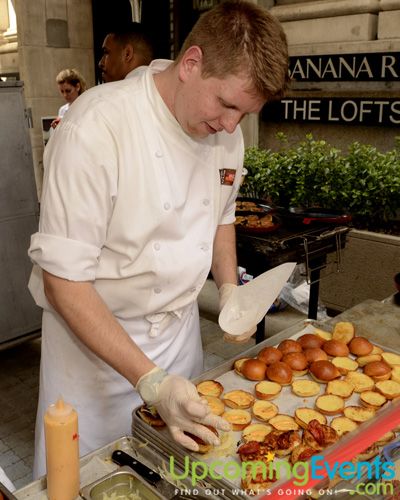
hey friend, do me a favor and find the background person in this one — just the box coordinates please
[51,68,86,129]
[98,22,154,82]
[28,0,289,479]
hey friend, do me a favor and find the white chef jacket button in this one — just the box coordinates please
[203,199,210,206]
[154,287,162,294]
[164,202,170,210]
[153,242,160,251]
[155,150,163,158]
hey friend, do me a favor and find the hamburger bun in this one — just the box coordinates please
[359,390,387,409]
[196,380,224,397]
[137,404,165,427]
[330,416,358,436]
[252,400,279,422]
[304,347,328,364]
[269,414,299,431]
[326,379,354,399]
[315,394,345,415]
[222,390,255,409]
[323,339,349,357]
[331,356,358,375]
[255,380,282,400]
[257,346,282,365]
[332,322,355,344]
[203,395,225,416]
[363,360,392,381]
[222,409,251,431]
[242,423,273,443]
[309,360,341,383]
[277,339,302,356]
[294,407,327,428]
[282,352,308,376]
[349,337,373,356]
[266,361,293,385]
[298,333,324,349]
[344,371,374,393]
[292,379,320,398]
[241,359,267,381]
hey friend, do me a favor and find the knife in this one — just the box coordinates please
[111,449,179,498]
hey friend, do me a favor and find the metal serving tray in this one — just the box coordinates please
[14,436,216,500]
[131,322,400,500]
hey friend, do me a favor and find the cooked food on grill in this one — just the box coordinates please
[236,200,265,212]
[235,214,275,229]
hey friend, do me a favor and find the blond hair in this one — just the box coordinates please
[177,0,289,101]
[56,68,87,95]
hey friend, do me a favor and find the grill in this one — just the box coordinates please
[236,224,351,342]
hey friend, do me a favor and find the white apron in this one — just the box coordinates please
[29,61,243,479]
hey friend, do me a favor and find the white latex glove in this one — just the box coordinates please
[136,367,231,452]
[218,283,257,344]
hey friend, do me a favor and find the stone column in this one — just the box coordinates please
[14,0,95,198]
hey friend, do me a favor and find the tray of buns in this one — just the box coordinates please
[132,322,400,499]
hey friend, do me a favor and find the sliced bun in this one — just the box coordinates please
[309,360,341,383]
[266,361,293,385]
[222,409,251,430]
[331,356,358,375]
[196,380,224,397]
[203,395,225,416]
[222,390,255,409]
[363,360,392,381]
[376,431,395,446]
[292,379,320,397]
[241,358,267,381]
[277,339,302,355]
[252,400,279,422]
[375,380,400,399]
[330,416,358,436]
[233,357,251,376]
[344,371,374,393]
[313,328,332,341]
[304,347,328,364]
[269,414,299,431]
[326,380,354,399]
[323,339,349,357]
[343,405,376,423]
[349,337,373,356]
[357,354,382,367]
[255,381,282,400]
[138,404,166,427]
[360,390,387,409]
[391,366,400,383]
[315,394,345,415]
[282,352,308,376]
[298,333,324,349]
[332,322,355,344]
[184,425,218,454]
[257,346,282,365]
[381,352,400,368]
[294,408,327,428]
[242,423,273,443]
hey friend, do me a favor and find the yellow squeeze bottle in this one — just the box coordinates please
[44,398,80,500]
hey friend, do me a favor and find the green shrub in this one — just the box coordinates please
[241,134,400,230]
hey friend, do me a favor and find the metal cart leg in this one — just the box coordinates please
[308,267,321,319]
[256,317,265,344]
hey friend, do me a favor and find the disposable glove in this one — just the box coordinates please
[218,283,257,343]
[136,367,231,452]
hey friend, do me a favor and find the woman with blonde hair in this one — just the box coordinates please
[51,68,87,128]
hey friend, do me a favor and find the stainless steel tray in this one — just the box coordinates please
[132,322,400,499]
[14,436,216,500]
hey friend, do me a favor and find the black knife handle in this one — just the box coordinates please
[111,449,162,486]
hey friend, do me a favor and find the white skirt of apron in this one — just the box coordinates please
[32,302,203,479]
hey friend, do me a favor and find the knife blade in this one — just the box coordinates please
[111,449,179,498]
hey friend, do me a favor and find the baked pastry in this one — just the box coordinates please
[241,358,267,381]
[294,408,327,429]
[323,340,350,357]
[309,360,341,383]
[363,360,392,381]
[203,395,225,416]
[315,394,345,415]
[233,357,251,376]
[392,366,400,383]
[282,352,308,376]
[343,405,376,423]
[381,352,400,368]
[330,416,358,436]
[292,379,320,397]
[303,347,328,363]
[223,390,255,409]
[266,361,293,385]
[313,328,332,341]
[242,423,273,443]
[255,380,282,400]
[252,400,279,421]
[137,404,165,427]
[298,333,324,349]
[277,339,302,355]
[349,337,373,356]
[222,409,251,430]
[196,380,224,397]
[269,414,299,431]
[326,379,354,399]
[357,354,382,367]
[257,346,282,365]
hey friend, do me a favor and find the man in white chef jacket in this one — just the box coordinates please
[28,0,289,479]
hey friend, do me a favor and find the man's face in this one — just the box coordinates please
[173,62,265,139]
[98,34,127,83]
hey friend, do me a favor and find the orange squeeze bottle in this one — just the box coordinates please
[44,398,80,500]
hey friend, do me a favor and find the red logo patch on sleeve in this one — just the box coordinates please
[219,168,236,185]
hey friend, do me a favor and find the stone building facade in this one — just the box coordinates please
[0,0,399,196]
